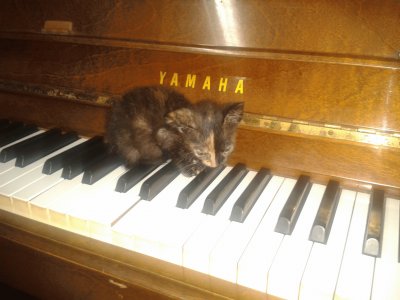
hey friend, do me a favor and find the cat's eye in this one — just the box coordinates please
[177,125,196,134]
[222,144,233,154]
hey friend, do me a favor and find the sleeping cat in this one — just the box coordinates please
[106,86,243,176]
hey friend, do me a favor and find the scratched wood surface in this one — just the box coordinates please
[0,0,399,59]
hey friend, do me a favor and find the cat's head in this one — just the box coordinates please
[165,101,244,168]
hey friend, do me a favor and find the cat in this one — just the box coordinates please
[106,86,243,177]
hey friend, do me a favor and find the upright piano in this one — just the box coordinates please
[0,1,399,299]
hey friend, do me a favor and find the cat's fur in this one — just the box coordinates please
[106,86,243,176]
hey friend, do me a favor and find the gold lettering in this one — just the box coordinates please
[159,71,167,85]
[234,79,244,94]
[218,77,228,92]
[185,74,196,88]
[170,73,179,87]
[202,76,211,90]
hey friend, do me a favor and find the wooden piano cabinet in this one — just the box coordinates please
[0,238,173,300]
[0,1,399,298]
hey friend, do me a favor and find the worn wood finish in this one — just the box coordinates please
[1,38,399,132]
[0,239,174,300]
[0,0,399,59]
[0,91,108,137]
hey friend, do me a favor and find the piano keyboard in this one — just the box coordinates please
[0,121,399,300]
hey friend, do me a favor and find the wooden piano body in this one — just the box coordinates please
[0,1,399,299]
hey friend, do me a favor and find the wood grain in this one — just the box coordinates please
[0,38,399,132]
[0,0,399,59]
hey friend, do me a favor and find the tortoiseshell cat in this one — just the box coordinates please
[106,86,243,176]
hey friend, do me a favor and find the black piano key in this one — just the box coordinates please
[363,189,385,257]
[275,175,312,235]
[15,132,79,167]
[0,119,11,130]
[0,124,38,147]
[0,128,60,163]
[42,136,103,174]
[230,168,272,223]
[309,180,341,244]
[115,162,162,193]
[0,121,21,138]
[176,165,225,209]
[139,161,180,201]
[202,163,248,216]
[82,153,124,185]
[61,142,109,179]
[0,122,24,137]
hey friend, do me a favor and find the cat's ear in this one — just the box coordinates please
[223,102,244,125]
[165,108,197,132]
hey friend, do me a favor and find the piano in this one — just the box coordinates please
[0,1,399,299]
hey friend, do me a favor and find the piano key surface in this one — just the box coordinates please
[236,177,297,292]
[113,166,217,262]
[0,125,399,300]
[371,197,400,300]
[267,183,326,299]
[334,192,375,300]
[209,174,284,283]
[183,169,255,274]
[300,189,356,300]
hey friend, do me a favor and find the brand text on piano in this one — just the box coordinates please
[159,71,245,94]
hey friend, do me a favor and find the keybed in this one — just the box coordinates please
[0,122,399,300]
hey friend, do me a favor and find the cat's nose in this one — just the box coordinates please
[203,154,217,168]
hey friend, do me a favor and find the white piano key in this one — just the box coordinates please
[236,178,297,292]
[0,137,86,188]
[0,159,17,175]
[11,170,64,217]
[29,175,83,227]
[66,164,152,241]
[122,166,235,265]
[371,197,400,300]
[147,166,234,265]
[299,189,356,300]
[334,192,375,300]
[86,185,143,242]
[0,130,45,174]
[267,183,326,300]
[0,138,86,212]
[113,172,195,261]
[209,175,284,283]
[63,166,129,235]
[111,162,178,248]
[89,164,169,241]
[182,171,256,274]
